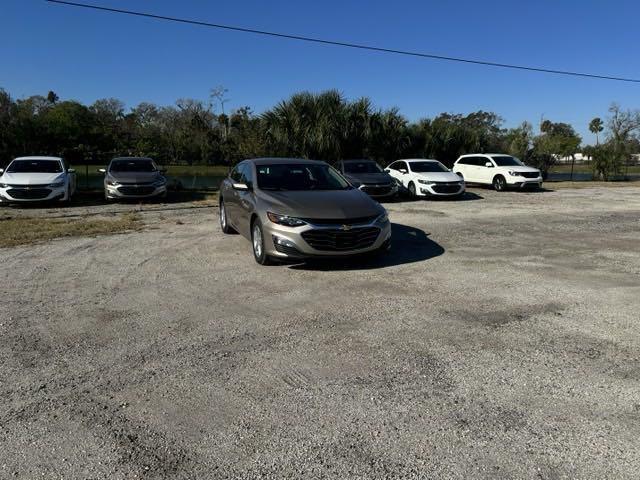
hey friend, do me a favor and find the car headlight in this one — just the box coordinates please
[508,170,521,176]
[0,183,8,188]
[376,211,389,223]
[417,179,431,185]
[48,182,65,188]
[267,212,307,227]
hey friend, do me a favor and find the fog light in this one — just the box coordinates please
[272,235,296,248]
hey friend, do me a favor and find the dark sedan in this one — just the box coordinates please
[336,159,398,199]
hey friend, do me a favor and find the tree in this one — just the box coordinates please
[589,117,604,145]
[47,91,59,104]
[531,120,581,175]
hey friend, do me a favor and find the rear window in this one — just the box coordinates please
[7,160,63,173]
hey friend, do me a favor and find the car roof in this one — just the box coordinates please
[12,156,63,161]
[458,153,509,157]
[111,157,154,161]
[398,158,441,163]
[247,157,326,166]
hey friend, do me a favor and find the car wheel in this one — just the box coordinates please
[219,199,235,234]
[251,219,272,265]
[493,175,507,191]
[408,182,417,198]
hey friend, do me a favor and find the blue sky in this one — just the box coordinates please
[2,0,639,143]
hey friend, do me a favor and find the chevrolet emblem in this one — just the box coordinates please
[341,224,352,231]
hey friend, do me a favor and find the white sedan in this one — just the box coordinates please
[0,156,76,204]
[385,159,465,198]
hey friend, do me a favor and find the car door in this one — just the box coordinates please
[235,163,255,238]
[224,164,244,228]
[477,156,496,184]
[394,161,410,187]
[385,161,401,184]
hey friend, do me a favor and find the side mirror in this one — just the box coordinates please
[485,162,494,168]
[384,169,390,173]
[232,182,251,191]
[68,168,76,173]
[98,168,106,174]
[0,168,4,175]
[399,169,408,174]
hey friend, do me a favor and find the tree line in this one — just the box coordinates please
[1,87,638,179]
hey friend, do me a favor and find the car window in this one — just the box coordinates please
[397,161,408,171]
[110,159,157,172]
[256,163,351,191]
[387,162,398,171]
[409,161,448,173]
[7,159,63,173]
[492,156,524,167]
[239,163,253,185]
[479,157,494,167]
[343,161,383,174]
[230,164,243,182]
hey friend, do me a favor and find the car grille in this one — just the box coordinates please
[117,186,156,196]
[520,172,539,179]
[301,227,380,252]
[6,188,52,199]
[302,215,378,226]
[360,184,394,196]
[431,183,462,194]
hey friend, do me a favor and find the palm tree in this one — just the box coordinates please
[589,117,604,145]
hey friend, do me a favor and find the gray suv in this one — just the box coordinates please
[219,158,391,265]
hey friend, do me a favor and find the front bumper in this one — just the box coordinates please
[263,216,392,259]
[0,185,67,203]
[418,182,465,197]
[506,175,543,189]
[358,183,398,198]
[106,184,167,199]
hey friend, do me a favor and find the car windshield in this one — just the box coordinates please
[110,159,157,172]
[343,161,383,174]
[256,163,351,191]
[492,156,524,167]
[410,161,448,173]
[7,160,62,173]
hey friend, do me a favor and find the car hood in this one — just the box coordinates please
[498,165,539,173]
[344,172,394,185]
[108,172,162,183]
[0,172,65,185]
[414,171,462,182]
[258,188,384,219]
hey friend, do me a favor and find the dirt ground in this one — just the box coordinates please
[1,185,639,479]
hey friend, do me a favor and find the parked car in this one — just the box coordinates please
[219,158,391,265]
[0,156,76,204]
[453,154,542,191]
[385,159,465,198]
[99,157,167,200]
[335,159,398,199]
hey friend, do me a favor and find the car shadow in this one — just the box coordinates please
[287,223,444,271]
[392,190,483,202]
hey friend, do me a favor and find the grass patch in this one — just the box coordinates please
[0,212,142,248]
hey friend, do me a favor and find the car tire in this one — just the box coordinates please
[408,182,417,198]
[493,175,507,191]
[251,218,272,265]
[219,199,235,234]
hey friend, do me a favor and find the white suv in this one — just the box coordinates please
[452,154,542,191]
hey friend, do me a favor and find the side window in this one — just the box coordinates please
[479,157,492,167]
[387,162,398,171]
[398,161,408,172]
[458,158,471,166]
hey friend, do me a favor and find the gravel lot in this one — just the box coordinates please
[1,186,639,479]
